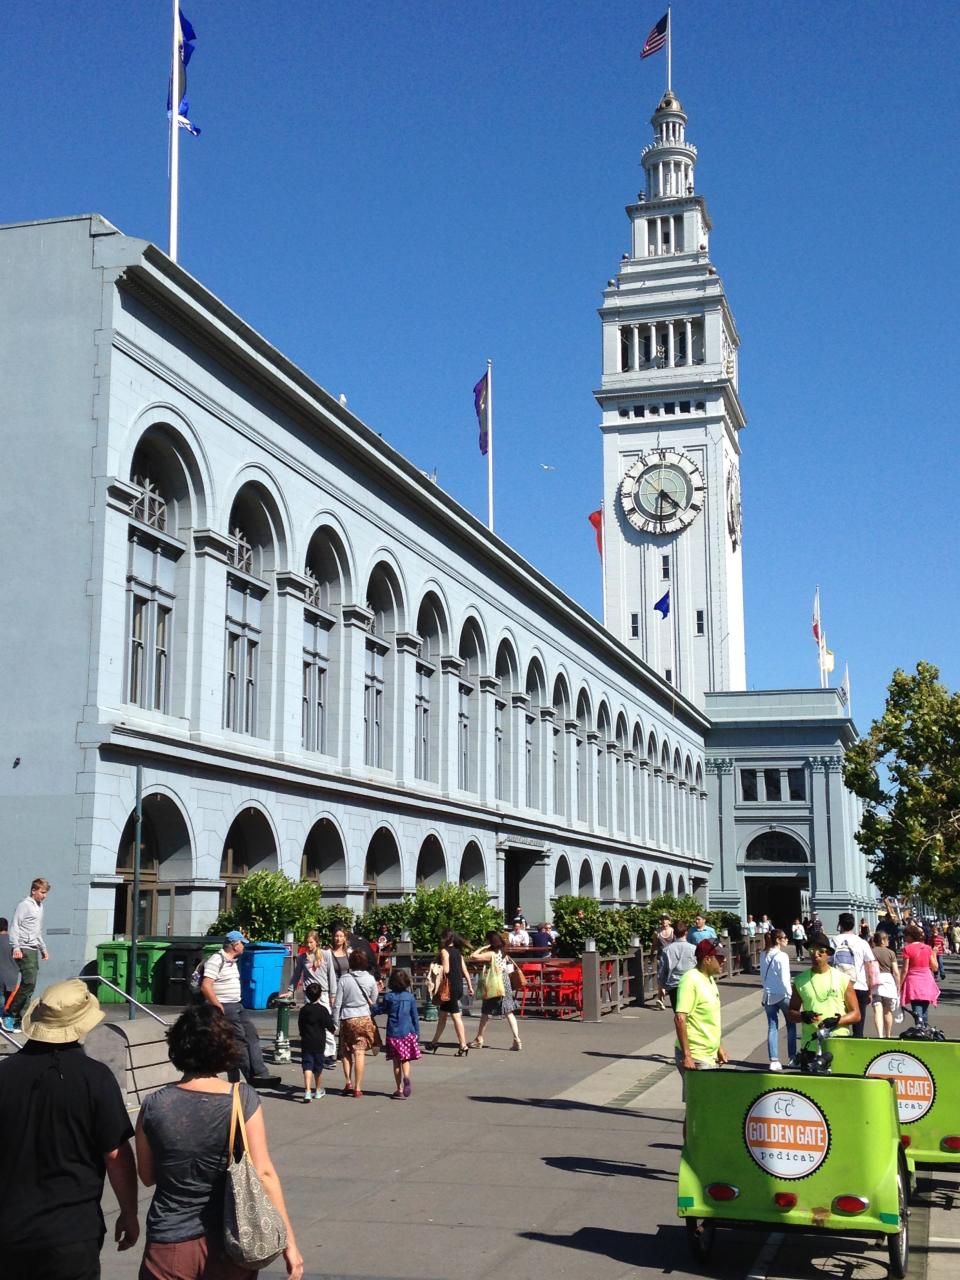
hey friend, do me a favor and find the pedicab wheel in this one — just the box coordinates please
[886,1154,909,1280]
[685,1217,716,1260]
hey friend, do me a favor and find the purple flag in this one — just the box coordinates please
[474,370,489,456]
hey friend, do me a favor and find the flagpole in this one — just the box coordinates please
[169,0,180,263]
[815,584,825,689]
[667,6,672,92]
[486,358,494,532]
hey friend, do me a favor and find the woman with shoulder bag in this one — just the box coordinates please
[135,1003,302,1280]
[287,929,336,1007]
[332,950,380,1097]
[760,930,797,1070]
[424,930,473,1055]
[468,930,522,1052]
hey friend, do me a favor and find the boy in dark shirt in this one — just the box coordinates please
[298,983,336,1103]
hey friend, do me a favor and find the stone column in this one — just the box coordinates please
[653,764,665,846]
[477,674,500,805]
[677,779,688,853]
[510,692,530,809]
[564,719,580,822]
[339,603,374,771]
[631,324,640,371]
[636,759,649,845]
[666,321,675,368]
[685,319,693,366]
[440,654,465,793]
[585,730,600,828]
[622,749,636,838]
[190,530,234,736]
[274,571,312,757]
[539,705,556,815]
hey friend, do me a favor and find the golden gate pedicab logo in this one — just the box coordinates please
[743,1091,831,1179]
[865,1052,936,1123]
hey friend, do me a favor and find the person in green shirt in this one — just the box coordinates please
[787,934,860,1069]
[674,939,729,1101]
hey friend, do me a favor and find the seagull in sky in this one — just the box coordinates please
[539,463,556,472]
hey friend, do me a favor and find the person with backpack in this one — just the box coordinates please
[199,932,280,1089]
[829,912,875,1038]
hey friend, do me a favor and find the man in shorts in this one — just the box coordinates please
[674,938,729,1102]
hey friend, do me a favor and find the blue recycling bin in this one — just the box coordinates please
[238,942,288,1010]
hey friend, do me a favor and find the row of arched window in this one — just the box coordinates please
[120,423,706,857]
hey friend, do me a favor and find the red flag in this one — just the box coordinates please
[588,508,603,559]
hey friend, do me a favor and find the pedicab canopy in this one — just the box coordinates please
[678,1068,906,1237]
[829,1038,960,1172]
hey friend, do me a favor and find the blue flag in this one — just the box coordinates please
[653,590,670,619]
[167,10,201,136]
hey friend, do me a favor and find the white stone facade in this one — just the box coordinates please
[0,215,710,983]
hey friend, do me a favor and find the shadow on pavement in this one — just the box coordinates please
[469,1094,647,1119]
[542,1155,673,1181]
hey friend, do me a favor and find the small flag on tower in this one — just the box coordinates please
[641,13,669,59]
[473,369,490,456]
[168,10,201,136]
[588,508,603,559]
[654,590,670,619]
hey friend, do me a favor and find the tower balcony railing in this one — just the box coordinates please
[641,139,697,159]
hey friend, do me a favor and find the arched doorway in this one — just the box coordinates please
[600,862,615,903]
[619,866,632,904]
[459,842,486,887]
[636,867,648,903]
[301,818,347,900]
[113,793,193,937]
[554,855,572,898]
[364,827,403,912]
[220,808,278,913]
[416,835,446,887]
[578,859,595,898]
[744,830,809,929]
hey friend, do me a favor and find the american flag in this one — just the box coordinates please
[641,13,669,59]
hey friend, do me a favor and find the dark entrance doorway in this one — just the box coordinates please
[503,847,546,921]
[746,875,808,933]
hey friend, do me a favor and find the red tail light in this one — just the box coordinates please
[941,1136,960,1152]
[706,1183,739,1202]
[900,1135,911,1148]
[833,1195,869,1215]
[773,1192,797,1210]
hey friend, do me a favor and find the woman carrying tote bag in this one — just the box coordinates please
[135,1003,303,1280]
[468,930,523,1052]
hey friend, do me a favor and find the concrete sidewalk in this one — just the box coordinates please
[96,962,959,1280]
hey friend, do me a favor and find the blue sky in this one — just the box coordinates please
[6,2,959,731]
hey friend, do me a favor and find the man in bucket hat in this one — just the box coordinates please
[0,979,139,1278]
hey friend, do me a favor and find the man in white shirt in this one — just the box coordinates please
[8,877,50,1030]
[509,919,530,948]
[830,912,875,1038]
[200,931,279,1087]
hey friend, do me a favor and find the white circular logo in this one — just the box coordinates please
[866,1052,935,1124]
[744,1091,831,1179]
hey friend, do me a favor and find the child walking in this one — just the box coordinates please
[298,982,336,1102]
[374,969,421,1098]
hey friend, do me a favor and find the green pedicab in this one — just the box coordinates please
[830,1037,960,1176]
[678,1063,910,1276]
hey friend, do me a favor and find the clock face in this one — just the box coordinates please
[726,465,742,549]
[620,448,704,535]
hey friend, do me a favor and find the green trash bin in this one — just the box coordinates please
[132,940,172,1005]
[96,941,130,1004]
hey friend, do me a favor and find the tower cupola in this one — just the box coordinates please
[642,90,697,200]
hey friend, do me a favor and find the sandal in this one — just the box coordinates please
[456,1045,470,1057]
[468,1037,484,1049]
[422,1042,439,1054]
[511,1039,522,1052]
[341,1084,354,1096]
[391,1089,404,1099]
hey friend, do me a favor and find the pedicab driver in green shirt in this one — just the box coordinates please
[674,939,730,1103]
[787,933,860,1067]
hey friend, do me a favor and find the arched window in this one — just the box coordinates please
[554,855,572,898]
[224,484,283,737]
[615,714,629,833]
[600,863,615,903]
[302,528,349,757]
[459,842,486,887]
[745,832,807,862]
[647,734,658,844]
[632,725,644,840]
[416,835,446,886]
[495,641,519,804]
[596,704,612,829]
[576,690,591,822]
[458,620,485,793]
[364,827,403,911]
[124,429,198,715]
[636,867,648,903]
[552,676,570,818]
[578,859,595,897]
[619,866,632,903]
[364,564,402,771]
[415,595,446,783]
[661,744,672,847]
[525,660,546,810]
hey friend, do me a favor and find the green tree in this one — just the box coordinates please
[357,883,501,952]
[843,661,960,903]
[207,871,322,941]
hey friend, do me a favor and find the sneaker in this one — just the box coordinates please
[2,1016,13,1031]
[768,1060,782,1071]
[302,1091,313,1103]
[314,1087,325,1100]
[403,1080,411,1097]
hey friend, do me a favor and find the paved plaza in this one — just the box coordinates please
[97,963,960,1280]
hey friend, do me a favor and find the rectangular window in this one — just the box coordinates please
[634,404,645,418]
[788,767,806,801]
[680,400,691,413]
[243,638,258,734]
[224,631,240,731]
[630,612,639,639]
[494,699,505,800]
[458,683,472,790]
[695,609,705,636]
[741,768,758,801]
[364,643,384,768]
[414,665,431,781]
[128,596,146,706]
[620,327,631,372]
[664,401,675,415]
[153,605,170,711]
[764,768,782,802]
[661,555,670,580]
[525,714,535,805]
[665,667,672,684]
[301,615,329,753]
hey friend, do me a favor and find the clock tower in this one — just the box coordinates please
[596,89,747,705]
